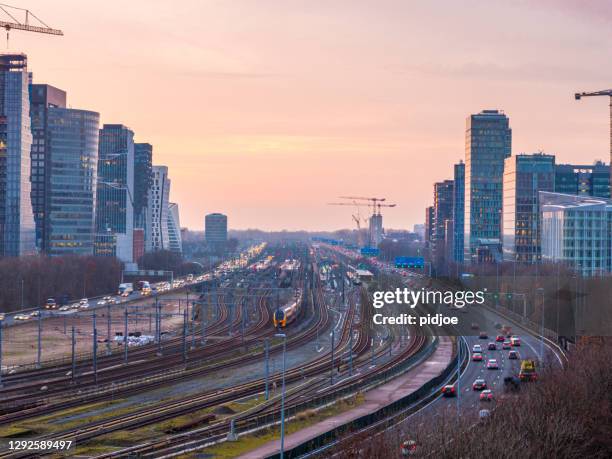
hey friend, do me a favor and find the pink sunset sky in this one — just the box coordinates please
[10,0,612,231]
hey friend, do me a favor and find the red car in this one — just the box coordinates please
[495,335,505,342]
[472,353,483,362]
[441,385,456,397]
[479,389,494,401]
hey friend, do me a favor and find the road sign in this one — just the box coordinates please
[394,256,424,268]
[360,247,379,256]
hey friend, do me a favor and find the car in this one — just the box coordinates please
[472,353,483,362]
[473,379,487,390]
[495,335,505,342]
[479,332,488,339]
[14,314,30,320]
[0,313,4,321]
[70,303,80,309]
[487,359,499,369]
[487,342,497,351]
[502,341,512,350]
[103,296,112,301]
[44,298,57,309]
[58,305,71,312]
[97,299,107,305]
[508,350,519,360]
[400,439,418,456]
[510,336,521,346]
[472,344,482,353]
[79,298,89,305]
[79,302,90,309]
[30,310,40,317]
[441,385,456,397]
[494,322,502,329]
[479,389,494,401]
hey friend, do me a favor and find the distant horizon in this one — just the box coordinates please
[14,0,612,231]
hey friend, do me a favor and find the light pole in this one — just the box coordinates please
[275,333,287,459]
[537,287,545,360]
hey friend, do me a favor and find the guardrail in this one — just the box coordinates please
[206,334,441,453]
[263,336,461,459]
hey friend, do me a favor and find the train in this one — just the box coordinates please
[273,290,303,328]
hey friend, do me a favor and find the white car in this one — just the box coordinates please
[14,314,30,320]
[59,305,71,312]
[472,344,482,353]
[97,299,107,305]
[70,303,81,309]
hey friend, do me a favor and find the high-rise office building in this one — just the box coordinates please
[424,206,434,248]
[45,108,99,255]
[205,213,228,250]
[502,153,555,263]
[29,83,66,250]
[432,180,454,262]
[0,54,35,257]
[453,161,465,263]
[95,124,135,263]
[464,110,512,262]
[167,202,182,254]
[146,165,170,252]
[555,162,610,199]
[540,192,612,276]
[134,143,153,235]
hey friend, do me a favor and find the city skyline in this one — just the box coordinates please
[11,0,612,231]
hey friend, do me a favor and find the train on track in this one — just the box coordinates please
[273,290,303,328]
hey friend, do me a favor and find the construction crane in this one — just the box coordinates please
[339,196,386,216]
[328,201,369,247]
[575,89,612,185]
[0,3,63,48]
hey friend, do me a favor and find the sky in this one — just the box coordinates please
[10,0,612,231]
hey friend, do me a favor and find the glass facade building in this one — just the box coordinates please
[540,192,612,276]
[45,108,99,255]
[554,162,610,199]
[205,213,228,250]
[134,142,153,233]
[453,161,465,263]
[95,124,135,263]
[29,83,66,250]
[146,165,170,251]
[432,180,454,262]
[167,202,182,254]
[464,110,512,263]
[502,153,555,263]
[0,54,35,257]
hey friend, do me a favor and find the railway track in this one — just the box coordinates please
[95,305,429,458]
[0,290,273,422]
[0,265,331,458]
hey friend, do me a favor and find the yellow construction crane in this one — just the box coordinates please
[0,3,63,47]
[575,89,612,185]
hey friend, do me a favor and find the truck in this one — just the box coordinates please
[518,359,537,382]
[118,283,134,297]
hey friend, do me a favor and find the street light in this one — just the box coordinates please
[536,287,545,360]
[275,332,287,459]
